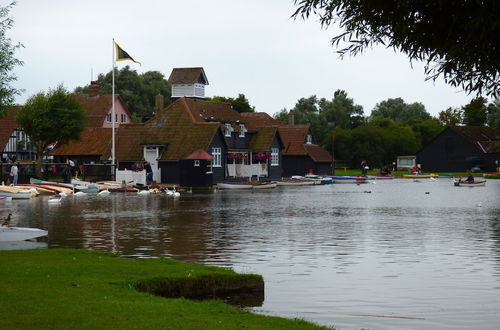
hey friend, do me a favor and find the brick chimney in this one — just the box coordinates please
[288,110,295,126]
[88,81,99,97]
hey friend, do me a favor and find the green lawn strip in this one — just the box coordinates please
[0,249,329,329]
[333,169,476,177]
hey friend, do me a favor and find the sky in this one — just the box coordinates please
[9,0,474,117]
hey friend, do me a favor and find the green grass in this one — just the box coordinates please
[332,168,480,177]
[0,249,329,329]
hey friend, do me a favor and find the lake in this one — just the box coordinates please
[1,178,500,330]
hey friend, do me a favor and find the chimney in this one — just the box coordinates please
[88,81,99,97]
[288,110,295,126]
[155,94,164,111]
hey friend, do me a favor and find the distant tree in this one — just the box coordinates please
[370,98,431,123]
[407,118,444,147]
[208,93,255,113]
[462,97,488,126]
[319,89,365,130]
[486,99,500,136]
[438,107,463,126]
[273,108,289,123]
[74,66,171,120]
[0,2,23,117]
[292,0,500,97]
[16,86,86,177]
[289,96,328,144]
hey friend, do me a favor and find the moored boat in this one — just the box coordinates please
[108,186,140,193]
[216,181,277,190]
[402,174,439,179]
[0,186,33,199]
[0,225,48,242]
[329,175,368,184]
[276,178,316,186]
[366,174,394,180]
[483,172,500,179]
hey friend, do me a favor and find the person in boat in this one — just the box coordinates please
[361,160,369,176]
[2,213,12,227]
[465,170,475,183]
[120,180,127,188]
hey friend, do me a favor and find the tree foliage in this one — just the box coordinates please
[293,0,500,98]
[370,98,431,123]
[208,93,255,113]
[462,97,488,126]
[74,66,171,120]
[0,2,23,117]
[437,107,462,126]
[16,85,86,177]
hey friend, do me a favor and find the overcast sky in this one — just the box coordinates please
[10,0,474,117]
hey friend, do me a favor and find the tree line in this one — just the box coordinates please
[273,90,500,168]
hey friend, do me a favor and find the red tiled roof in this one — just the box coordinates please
[51,128,112,160]
[168,67,208,85]
[304,145,333,163]
[0,107,19,152]
[241,112,284,129]
[184,149,214,160]
[74,94,132,128]
[278,125,310,155]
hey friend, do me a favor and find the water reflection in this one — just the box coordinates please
[1,179,500,329]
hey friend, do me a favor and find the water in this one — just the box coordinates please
[1,178,500,329]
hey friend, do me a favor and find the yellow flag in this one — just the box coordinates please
[114,42,141,65]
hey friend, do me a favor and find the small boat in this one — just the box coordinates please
[108,186,139,193]
[0,225,48,242]
[402,174,439,179]
[329,175,368,184]
[453,180,486,187]
[304,174,333,184]
[0,186,33,199]
[366,174,394,180]
[276,178,316,186]
[30,178,74,189]
[216,181,277,190]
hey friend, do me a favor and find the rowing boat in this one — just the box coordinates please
[216,182,277,190]
[329,175,368,184]
[453,180,486,187]
[276,178,316,186]
[0,186,33,199]
[0,225,48,242]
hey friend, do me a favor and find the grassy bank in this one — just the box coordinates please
[332,169,476,177]
[0,249,328,329]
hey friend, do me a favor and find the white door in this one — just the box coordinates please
[144,147,161,182]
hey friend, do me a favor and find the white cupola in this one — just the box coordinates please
[167,67,209,99]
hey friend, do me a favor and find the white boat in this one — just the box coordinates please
[276,178,316,186]
[0,226,48,242]
[453,180,486,187]
[0,186,33,199]
[216,182,277,190]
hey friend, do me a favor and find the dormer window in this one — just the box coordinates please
[306,134,313,144]
[225,123,233,137]
[239,124,247,137]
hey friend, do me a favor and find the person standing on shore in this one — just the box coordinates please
[144,162,153,186]
[10,162,19,185]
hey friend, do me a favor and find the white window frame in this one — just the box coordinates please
[225,123,232,137]
[121,113,127,123]
[212,147,222,167]
[106,113,112,122]
[306,134,312,144]
[271,147,279,166]
[239,124,246,138]
[194,160,200,167]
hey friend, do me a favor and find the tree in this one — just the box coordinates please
[16,86,86,177]
[319,89,364,130]
[74,66,171,120]
[0,2,23,117]
[370,98,431,123]
[438,107,462,126]
[293,0,500,97]
[462,97,488,126]
[208,93,255,113]
[273,108,289,123]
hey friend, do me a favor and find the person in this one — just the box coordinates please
[68,159,76,177]
[61,164,70,183]
[465,170,474,183]
[361,160,369,176]
[144,161,153,186]
[10,162,19,185]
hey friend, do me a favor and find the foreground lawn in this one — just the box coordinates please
[0,249,328,329]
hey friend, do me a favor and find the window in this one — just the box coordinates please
[239,124,246,137]
[306,134,312,144]
[115,114,118,123]
[121,114,127,123]
[106,113,112,122]
[212,147,222,167]
[271,147,279,166]
[225,123,232,137]
[194,160,200,167]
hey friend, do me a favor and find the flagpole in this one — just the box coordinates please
[112,38,116,169]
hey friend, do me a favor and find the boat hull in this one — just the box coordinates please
[216,182,277,190]
[330,176,368,184]
[454,180,486,187]
[0,226,48,242]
